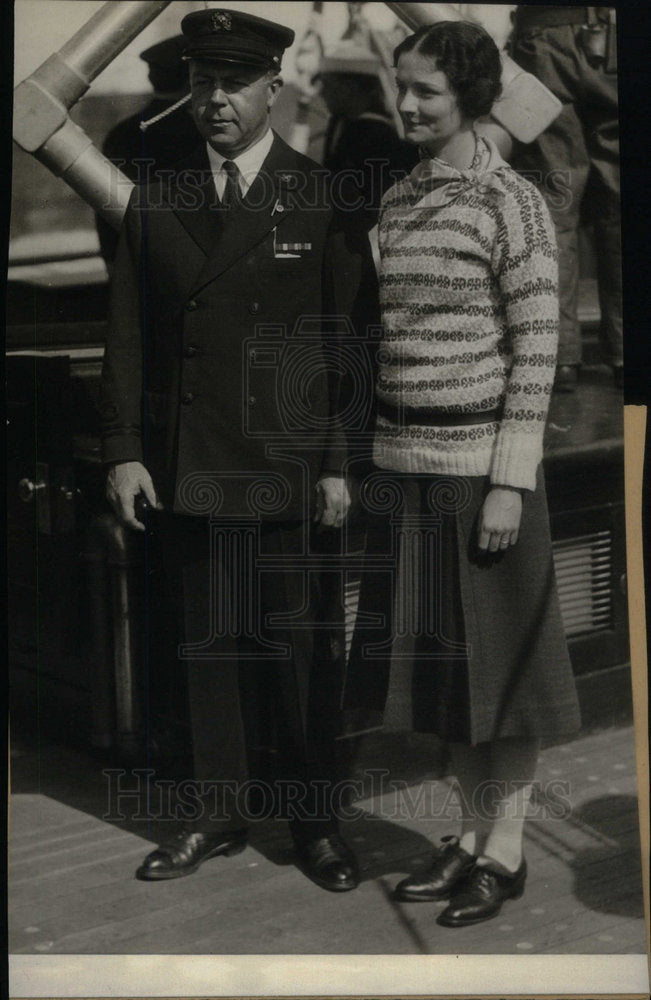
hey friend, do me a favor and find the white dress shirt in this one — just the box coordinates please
[206,128,274,200]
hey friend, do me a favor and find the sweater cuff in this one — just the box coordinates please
[490,432,541,492]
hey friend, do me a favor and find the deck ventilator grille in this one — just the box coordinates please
[552,529,613,637]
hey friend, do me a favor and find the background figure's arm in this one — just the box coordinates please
[315,189,380,524]
[321,198,380,476]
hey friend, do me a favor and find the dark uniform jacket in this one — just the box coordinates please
[100,132,378,520]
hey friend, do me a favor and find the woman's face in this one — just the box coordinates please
[395,49,469,151]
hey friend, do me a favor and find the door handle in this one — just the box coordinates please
[18,477,47,502]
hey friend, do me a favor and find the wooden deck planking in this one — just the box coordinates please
[240,851,644,955]
[33,860,393,955]
[537,916,648,954]
[9,724,646,955]
[9,831,643,954]
[147,878,430,956]
[21,812,642,956]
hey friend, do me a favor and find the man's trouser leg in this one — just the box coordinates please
[161,515,343,839]
[252,522,344,845]
[166,514,250,834]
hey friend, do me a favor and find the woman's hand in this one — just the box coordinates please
[477,487,522,553]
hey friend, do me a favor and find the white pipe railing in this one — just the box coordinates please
[13,1,173,228]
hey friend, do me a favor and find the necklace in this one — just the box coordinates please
[469,130,482,171]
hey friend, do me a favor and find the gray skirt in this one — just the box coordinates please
[344,467,581,744]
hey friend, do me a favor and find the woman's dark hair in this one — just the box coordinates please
[393,21,502,120]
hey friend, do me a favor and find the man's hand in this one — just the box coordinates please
[314,476,351,528]
[477,486,523,553]
[106,461,161,531]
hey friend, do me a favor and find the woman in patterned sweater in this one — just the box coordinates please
[345,21,580,927]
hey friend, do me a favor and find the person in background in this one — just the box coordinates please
[345,20,581,928]
[510,6,622,392]
[97,34,200,263]
[319,39,418,230]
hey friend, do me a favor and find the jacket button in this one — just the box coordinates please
[184,345,198,358]
[181,392,195,405]
[186,299,198,311]
[249,301,260,314]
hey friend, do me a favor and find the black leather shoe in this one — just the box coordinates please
[553,365,578,393]
[295,834,359,892]
[135,829,247,881]
[393,835,476,902]
[437,858,527,926]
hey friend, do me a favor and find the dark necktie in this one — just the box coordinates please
[221,158,242,209]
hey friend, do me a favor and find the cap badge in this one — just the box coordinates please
[211,11,232,32]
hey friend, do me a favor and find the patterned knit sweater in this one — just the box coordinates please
[374,137,558,491]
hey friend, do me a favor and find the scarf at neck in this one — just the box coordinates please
[407,134,509,207]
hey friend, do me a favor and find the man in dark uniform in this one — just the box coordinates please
[97,34,201,263]
[103,33,199,181]
[100,9,378,892]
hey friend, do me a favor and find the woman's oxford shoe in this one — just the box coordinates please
[135,829,247,880]
[437,857,527,926]
[393,835,476,902]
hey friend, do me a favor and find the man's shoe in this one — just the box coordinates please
[295,834,359,892]
[135,829,247,881]
[437,858,527,927]
[553,365,578,393]
[393,835,476,902]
